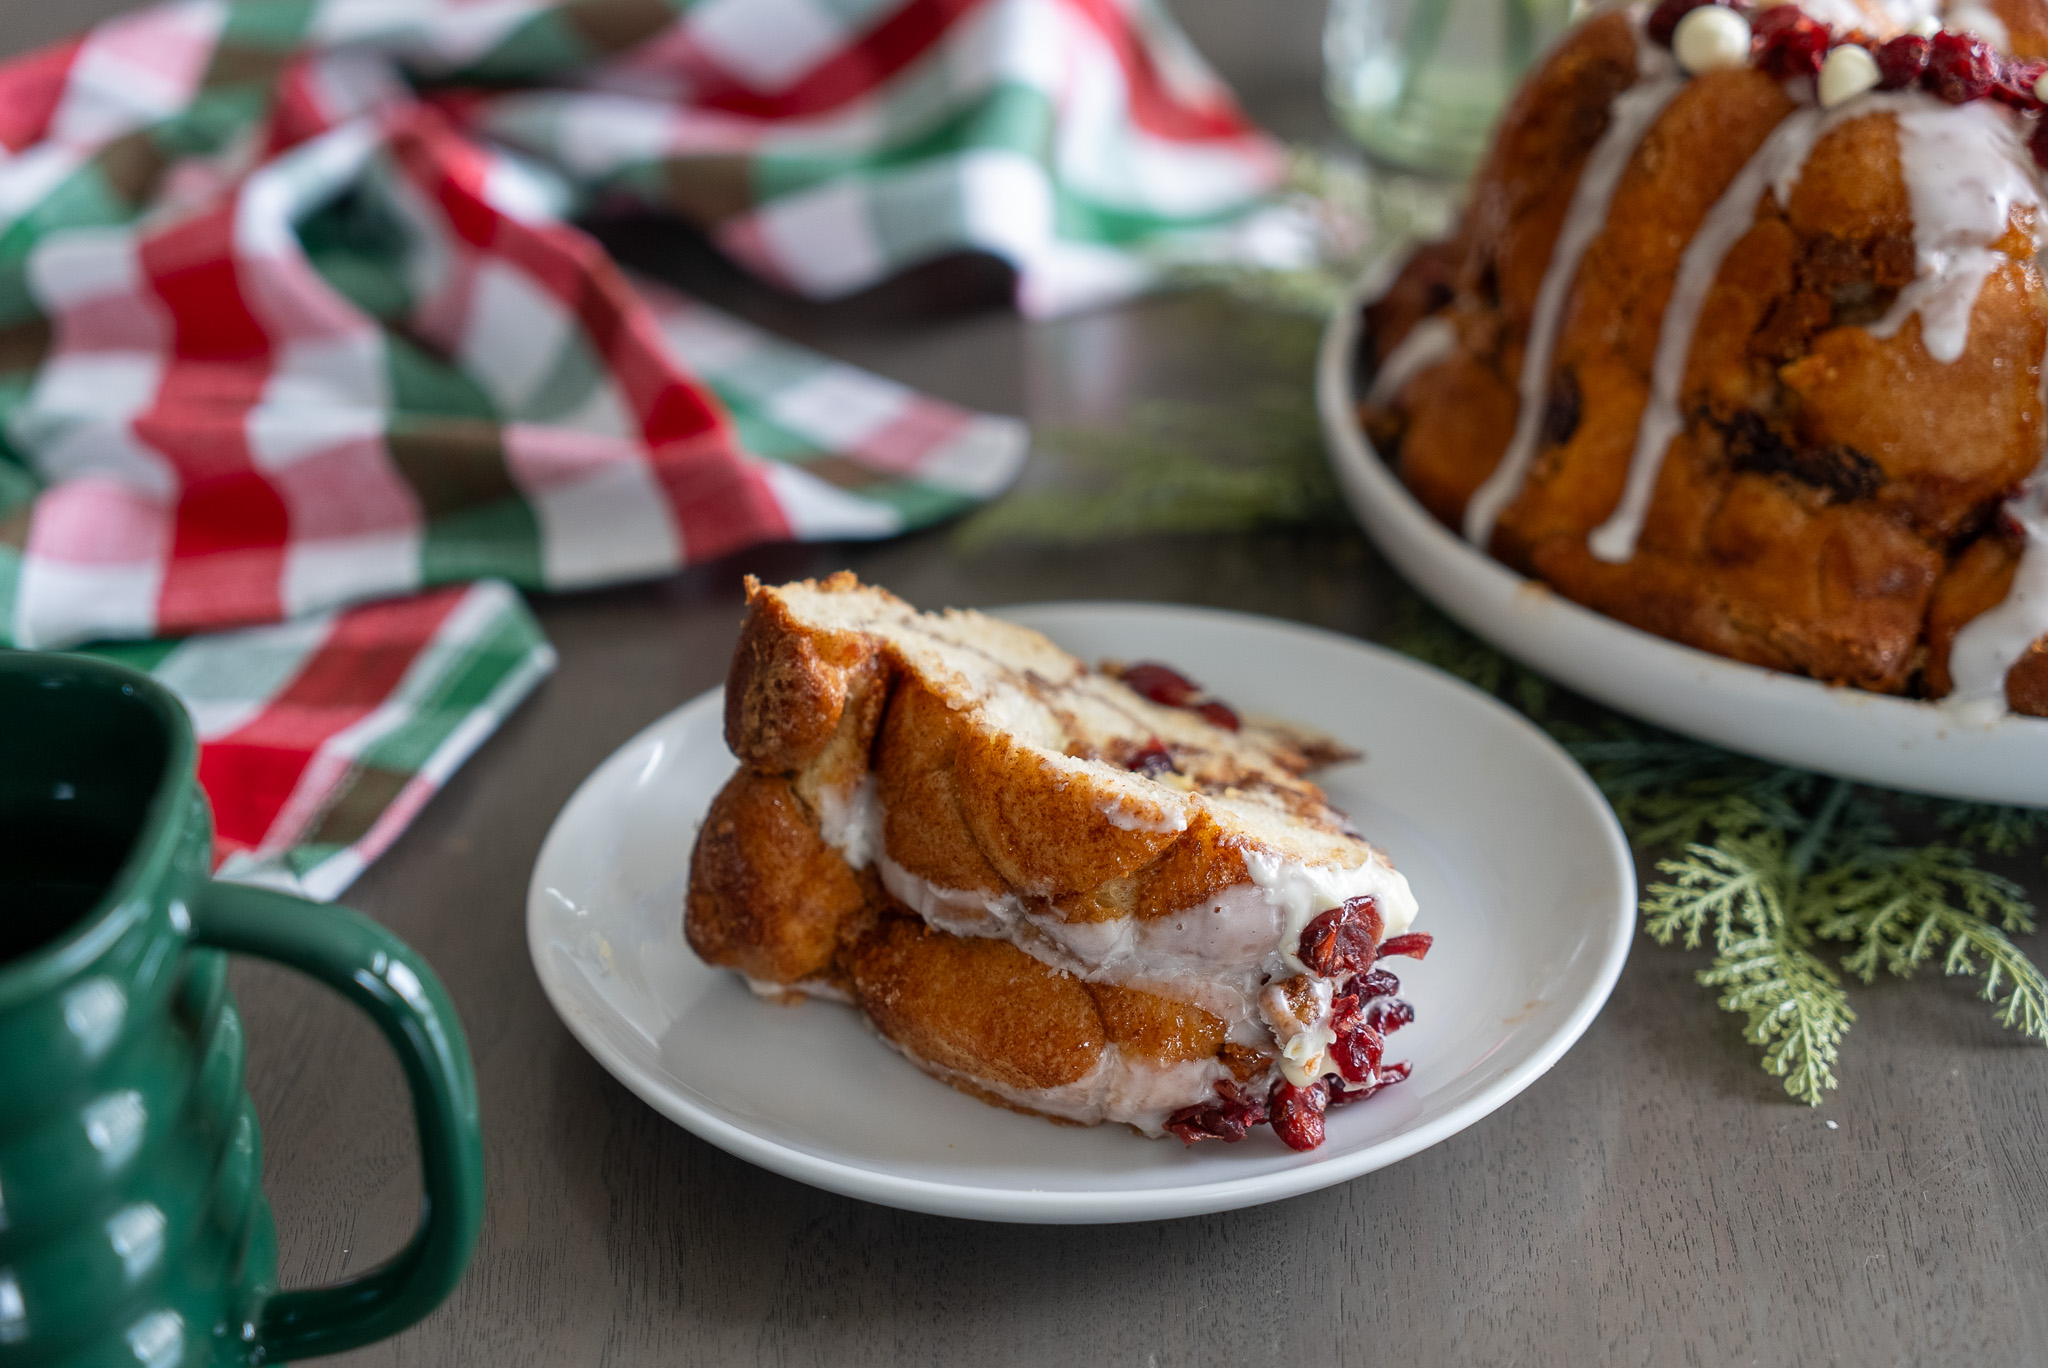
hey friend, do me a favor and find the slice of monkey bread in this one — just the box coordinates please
[685,574,1432,1150]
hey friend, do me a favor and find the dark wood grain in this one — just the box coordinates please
[7,4,2044,1362]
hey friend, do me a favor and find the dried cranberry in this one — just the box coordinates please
[1325,1053,1414,1109]
[1120,662,1199,708]
[1751,6,1829,79]
[1366,996,1416,1034]
[1874,33,1931,88]
[1165,1080,1268,1144]
[1995,55,2048,109]
[1270,1078,1330,1151]
[1358,966,1401,1000]
[1645,0,1714,47]
[1119,661,1243,732]
[1926,30,1998,102]
[1329,1021,1385,1085]
[1377,931,1434,961]
[1297,895,1383,978]
[1127,742,1176,778]
[1330,985,1363,1033]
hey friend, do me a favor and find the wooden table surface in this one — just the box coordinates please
[15,2,2048,1362]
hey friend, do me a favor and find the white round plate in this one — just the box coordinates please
[1318,284,2048,805]
[527,603,1633,1223]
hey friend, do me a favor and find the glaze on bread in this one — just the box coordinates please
[685,575,1431,1150]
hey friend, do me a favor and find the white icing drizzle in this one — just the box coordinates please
[1949,475,2048,721]
[875,848,1028,937]
[1099,793,1189,833]
[1262,977,1338,1086]
[743,974,855,1004]
[1867,95,2043,363]
[884,1038,1231,1137]
[874,842,1418,1047]
[1589,91,2046,571]
[745,970,856,1003]
[1943,271,2048,722]
[1463,60,1686,547]
[1588,101,1848,563]
[813,774,880,870]
[1365,315,1459,408]
[1243,846,1421,972]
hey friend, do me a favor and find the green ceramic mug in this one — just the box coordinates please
[0,652,484,1365]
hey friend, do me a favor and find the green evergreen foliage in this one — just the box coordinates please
[1392,599,2048,1103]
[1936,802,2048,856]
[950,307,1347,549]
[949,386,1346,548]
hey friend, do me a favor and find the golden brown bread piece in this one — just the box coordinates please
[843,913,1110,1092]
[685,575,1428,1146]
[683,770,869,989]
[1362,4,2048,712]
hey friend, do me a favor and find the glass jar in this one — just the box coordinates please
[1325,0,1579,177]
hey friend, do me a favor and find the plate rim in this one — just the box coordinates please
[526,600,1637,1223]
[1315,275,2048,805]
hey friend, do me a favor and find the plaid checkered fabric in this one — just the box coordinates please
[0,100,1031,649]
[466,0,1288,316]
[0,0,1273,892]
[87,578,556,899]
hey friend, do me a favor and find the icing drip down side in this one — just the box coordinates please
[1586,101,1841,563]
[1366,315,1459,410]
[881,1036,1232,1138]
[1464,35,1685,548]
[817,775,1420,1061]
[1955,322,2048,719]
[1949,460,2048,718]
[1867,95,2045,363]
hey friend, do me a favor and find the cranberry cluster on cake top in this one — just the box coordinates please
[1648,0,2048,163]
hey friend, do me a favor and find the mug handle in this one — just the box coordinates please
[192,880,485,1362]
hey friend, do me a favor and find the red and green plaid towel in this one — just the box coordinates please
[87,580,555,899]
[0,0,1281,895]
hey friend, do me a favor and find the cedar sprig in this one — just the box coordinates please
[1810,844,2047,1038]
[1389,597,2048,1100]
[1937,802,2048,857]
[1642,824,1854,1103]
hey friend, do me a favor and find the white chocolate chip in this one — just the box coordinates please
[1673,4,1754,74]
[1818,43,1881,106]
[1909,14,1941,35]
[2036,69,2048,101]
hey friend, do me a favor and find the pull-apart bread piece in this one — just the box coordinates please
[686,574,1432,1152]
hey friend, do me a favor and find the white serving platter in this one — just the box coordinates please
[527,602,1634,1223]
[1318,281,2048,805]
